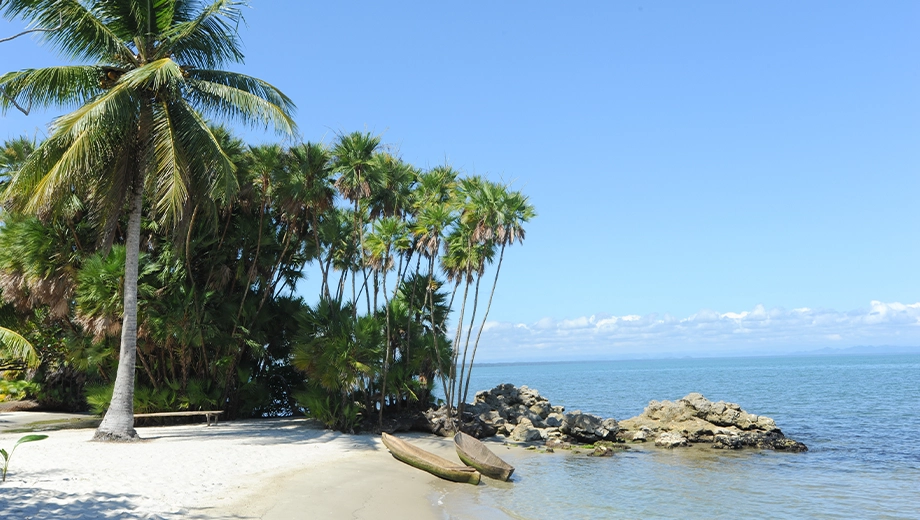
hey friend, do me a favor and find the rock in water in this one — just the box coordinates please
[618,393,807,452]
[560,412,619,443]
[655,431,690,448]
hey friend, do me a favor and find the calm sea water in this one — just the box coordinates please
[436,354,920,519]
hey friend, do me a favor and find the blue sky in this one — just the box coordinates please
[2,2,919,360]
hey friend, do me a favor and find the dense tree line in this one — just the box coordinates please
[0,0,533,436]
[0,131,534,432]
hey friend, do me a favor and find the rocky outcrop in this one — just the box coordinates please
[440,384,620,445]
[421,386,806,453]
[618,393,807,452]
[560,412,618,442]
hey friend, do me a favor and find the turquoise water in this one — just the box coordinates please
[439,355,920,519]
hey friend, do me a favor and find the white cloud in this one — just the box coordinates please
[473,301,920,362]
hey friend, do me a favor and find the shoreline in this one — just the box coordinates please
[0,414,455,519]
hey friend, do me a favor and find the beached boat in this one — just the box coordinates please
[381,432,481,485]
[453,432,515,481]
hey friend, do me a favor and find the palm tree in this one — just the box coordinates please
[279,142,335,298]
[0,1,295,440]
[331,131,381,314]
[409,166,458,403]
[459,185,534,406]
[364,215,409,423]
[441,211,495,416]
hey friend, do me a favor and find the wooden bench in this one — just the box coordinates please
[133,410,224,426]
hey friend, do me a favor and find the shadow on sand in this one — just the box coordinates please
[0,487,156,519]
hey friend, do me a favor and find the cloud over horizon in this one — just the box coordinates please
[477,301,920,362]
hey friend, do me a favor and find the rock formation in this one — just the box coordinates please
[423,383,618,445]
[617,393,807,452]
[422,386,807,453]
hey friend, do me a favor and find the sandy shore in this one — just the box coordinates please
[0,413,461,519]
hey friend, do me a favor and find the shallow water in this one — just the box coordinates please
[438,354,920,519]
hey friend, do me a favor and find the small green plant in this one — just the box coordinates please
[1,434,48,482]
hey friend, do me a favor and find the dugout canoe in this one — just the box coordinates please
[381,432,481,485]
[453,431,515,481]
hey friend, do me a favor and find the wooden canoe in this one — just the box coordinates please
[381,432,481,485]
[454,432,515,481]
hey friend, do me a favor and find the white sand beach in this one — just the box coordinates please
[0,413,459,519]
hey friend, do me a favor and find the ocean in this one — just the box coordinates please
[435,354,920,519]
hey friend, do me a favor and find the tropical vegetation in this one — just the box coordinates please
[0,1,535,436]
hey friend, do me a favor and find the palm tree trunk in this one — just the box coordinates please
[379,249,391,426]
[447,278,470,417]
[94,161,145,441]
[424,252,450,409]
[461,243,505,406]
[311,212,331,299]
[456,273,483,417]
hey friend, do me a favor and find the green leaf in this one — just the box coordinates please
[15,435,48,446]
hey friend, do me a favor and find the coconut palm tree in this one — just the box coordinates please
[0,0,295,440]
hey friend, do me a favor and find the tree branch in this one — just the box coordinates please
[0,14,63,44]
[0,14,64,115]
[0,88,31,115]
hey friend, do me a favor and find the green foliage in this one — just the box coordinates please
[84,383,115,415]
[0,379,40,401]
[294,385,362,432]
[1,434,47,482]
[0,325,38,369]
[0,122,533,430]
[85,379,221,416]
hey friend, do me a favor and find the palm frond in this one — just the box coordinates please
[151,99,190,224]
[119,57,185,92]
[97,0,175,41]
[49,79,138,138]
[158,0,246,68]
[168,99,238,203]
[1,0,138,65]
[6,87,137,214]
[0,326,39,368]
[185,70,296,134]
[0,66,101,115]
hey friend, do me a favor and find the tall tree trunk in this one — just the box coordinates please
[455,273,483,417]
[312,212,330,299]
[378,249,391,426]
[94,156,146,441]
[425,252,450,409]
[461,243,505,406]
[447,279,470,418]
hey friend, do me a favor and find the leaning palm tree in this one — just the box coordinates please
[0,0,295,440]
[459,184,535,406]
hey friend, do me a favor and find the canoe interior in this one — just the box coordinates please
[454,432,515,481]
[382,432,481,485]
